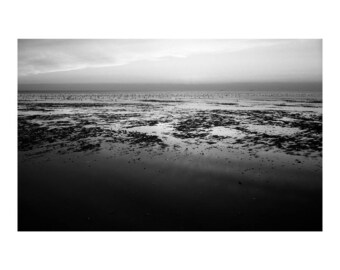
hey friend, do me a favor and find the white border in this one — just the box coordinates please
[1,1,339,270]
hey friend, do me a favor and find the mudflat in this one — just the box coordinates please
[18,90,322,231]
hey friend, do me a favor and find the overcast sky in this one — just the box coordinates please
[18,39,322,85]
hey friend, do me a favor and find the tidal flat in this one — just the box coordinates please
[18,90,322,231]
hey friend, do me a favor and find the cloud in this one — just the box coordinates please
[18,40,321,85]
[18,39,282,77]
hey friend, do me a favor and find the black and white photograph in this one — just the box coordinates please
[2,0,340,269]
[18,39,322,231]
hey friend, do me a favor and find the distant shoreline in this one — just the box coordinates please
[18,81,322,92]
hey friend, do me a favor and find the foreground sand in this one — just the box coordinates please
[18,142,321,231]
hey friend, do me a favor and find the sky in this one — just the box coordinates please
[18,39,322,87]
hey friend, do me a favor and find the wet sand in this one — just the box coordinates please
[18,90,322,231]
